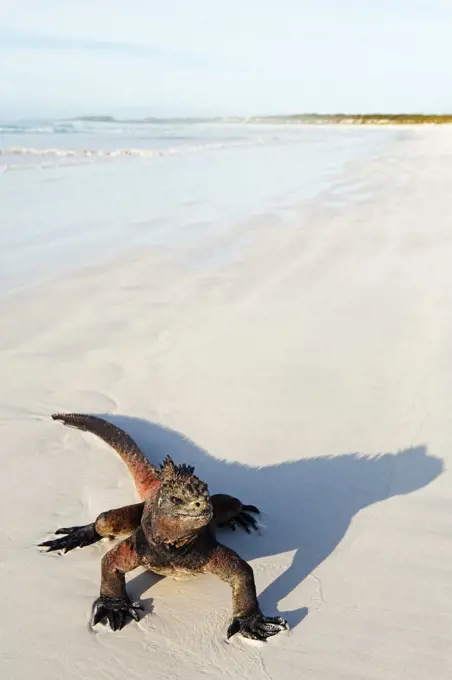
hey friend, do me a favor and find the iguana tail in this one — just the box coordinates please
[52,413,160,500]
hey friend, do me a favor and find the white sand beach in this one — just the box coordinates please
[1,126,451,679]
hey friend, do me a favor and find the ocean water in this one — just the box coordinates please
[0,120,395,294]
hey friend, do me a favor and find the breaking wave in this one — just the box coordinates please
[0,123,78,134]
[0,138,268,171]
[0,140,260,157]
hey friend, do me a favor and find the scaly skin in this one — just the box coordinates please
[40,413,288,641]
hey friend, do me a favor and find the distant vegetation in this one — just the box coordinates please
[72,114,452,125]
[255,114,452,125]
[74,115,117,123]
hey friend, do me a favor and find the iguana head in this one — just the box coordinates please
[150,456,213,538]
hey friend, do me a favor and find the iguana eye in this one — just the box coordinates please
[170,496,183,505]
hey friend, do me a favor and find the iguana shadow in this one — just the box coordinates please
[106,415,443,629]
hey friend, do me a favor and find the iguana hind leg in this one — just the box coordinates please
[210,494,260,534]
[39,502,144,553]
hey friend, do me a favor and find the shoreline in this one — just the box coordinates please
[1,125,394,297]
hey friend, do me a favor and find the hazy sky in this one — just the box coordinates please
[1,0,451,118]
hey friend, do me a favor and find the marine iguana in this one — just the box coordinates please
[40,413,289,641]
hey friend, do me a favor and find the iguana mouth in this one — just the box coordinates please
[179,509,213,520]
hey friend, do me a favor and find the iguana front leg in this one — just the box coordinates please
[204,544,288,640]
[39,502,144,553]
[92,535,143,631]
[210,494,260,533]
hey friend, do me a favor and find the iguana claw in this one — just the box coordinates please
[227,611,289,640]
[91,596,143,631]
[218,504,260,533]
[38,523,100,553]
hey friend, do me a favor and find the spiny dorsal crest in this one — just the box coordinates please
[159,455,208,496]
[160,455,195,482]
